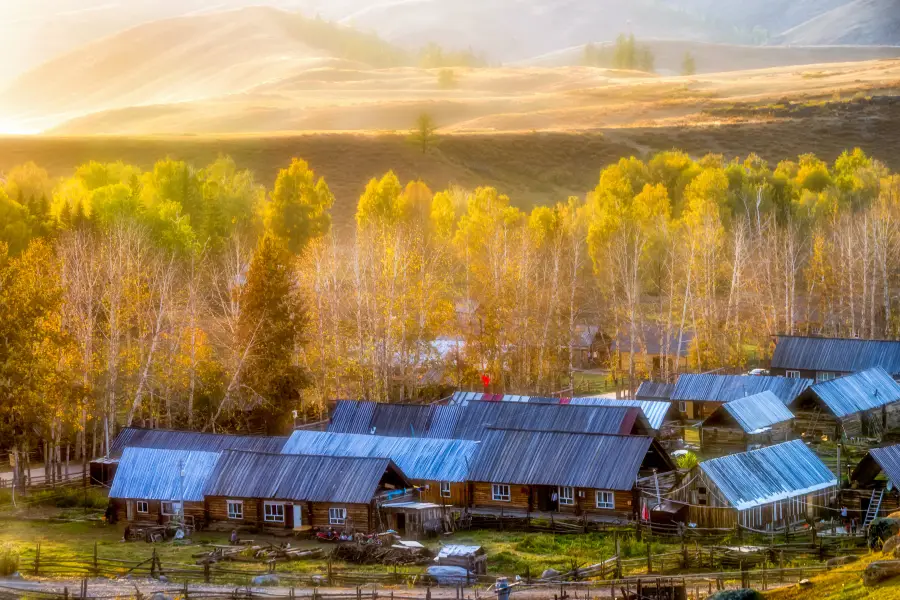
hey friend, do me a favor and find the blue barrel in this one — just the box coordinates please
[496,577,510,600]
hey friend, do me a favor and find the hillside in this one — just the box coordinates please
[0,6,407,133]
[779,0,900,46]
[42,59,900,135]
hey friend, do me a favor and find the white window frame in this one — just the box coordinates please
[136,501,149,514]
[329,507,347,525]
[678,401,687,413]
[595,490,615,510]
[161,501,181,516]
[786,370,801,379]
[227,500,244,520]
[440,481,452,498]
[264,502,285,523]
[492,484,511,502]
[558,486,574,506]
[817,372,836,383]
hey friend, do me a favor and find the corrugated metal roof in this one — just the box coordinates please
[330,400,644,440]
[568,397,671,430]
[469,430,657,490]
[109,447,220,501]
[804,367,900,418]
[281,431,477,482]
[204,450,405,504]
[699,440,836,510]
[636,382,675,400]
[437,545,482,558]
[713,391,795,433]
[866,445,900,488]
[108,427,287,458]
[671,374,812,404]
[772,336,900,375]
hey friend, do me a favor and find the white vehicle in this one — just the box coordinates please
[747,368,769,376]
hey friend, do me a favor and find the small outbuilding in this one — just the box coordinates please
[674,440,837,530]
[435,545,487,575]
[789,367,900,439]
[770,335,900,381]
[671,374,812,421]
[845,444,900,525]
[700,391,794,455]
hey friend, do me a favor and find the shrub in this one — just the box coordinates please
[676,451,698,470]
[0,546,19,576]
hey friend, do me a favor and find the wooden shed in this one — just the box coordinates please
[202,450,412,534]
[672,440,837,530]
[770,336,900,381]
[671,374,812,422]
[789,367,900,440]
[700,391,794,456]
[466,429,675,521]
[844,444,900,528]
[435,545,487,574]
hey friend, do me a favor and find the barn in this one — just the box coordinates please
[788,367,900,439]
[108,447,220,527]
[770,336,900,381]
[203,450,411,534]
[699,391,794,456]
[675,440,837,530]
[466,429,675,521]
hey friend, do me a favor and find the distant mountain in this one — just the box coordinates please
[778,0,900,46]
[670,0,851,37]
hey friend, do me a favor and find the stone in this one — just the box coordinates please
[798,579,813,589]
[826,555,860,567]
[884,535,900,556]
[156,575,169,583]
[251,574,280,586]
[864,560,900,586]
[541,568,560,579]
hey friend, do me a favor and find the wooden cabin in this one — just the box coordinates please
[203,450,412,534]
[770,336,900,382]
[844,445,900,525]
[91,427,288,486]
[672,440,837,530]
[609,325,693,381]
[789,368,900,440]
[108,447,220,526]
[671,374,811,422]
[466,429,675,521]
[700,391,794,456]
[281,430,476,509]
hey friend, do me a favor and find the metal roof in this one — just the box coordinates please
[803,367,900,418]
[447,393,672,429]
[864,445,900,488]
[635,382,675,400]
[436,545,483,558]
[699,440,836,510]
[204,450,407,504]
[281,431,477,482]
[568,397,671,430]
[329,399,645,440]
[469,430,661,490]
[107,427,288,458]
[671,374,812,404]
[772,336,900,375]
[711,391,795,433]
[109,447,220,501]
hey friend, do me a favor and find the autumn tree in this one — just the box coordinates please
[409,113,439,154]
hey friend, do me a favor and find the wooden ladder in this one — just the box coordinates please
[806,406,822,438]
[864,488,885,528]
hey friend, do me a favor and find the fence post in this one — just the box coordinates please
[327,558,333,586]
[615,535,622,579]
[204,561,211,583]
[64,587,68,600]
[151,548,158,579]
[93,541,99,577]
[183,581,189,600]
[34,543,40,576]
[646,542,652,574]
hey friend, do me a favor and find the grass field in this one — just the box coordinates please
[763,552,893,600]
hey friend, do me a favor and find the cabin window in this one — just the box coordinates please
[817,372,836,382]
[136,501,149,514]
[698,487,708,506]
[227,500,243,520]
[264,502,285,523]
[678,401,687,413]
[595,491,614,510]
[329,507,347,525]
[786,370,801,379]
[492,484,511,502]
[161,501,181,516]
[558,486,574,505]
[440,481,452,498]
